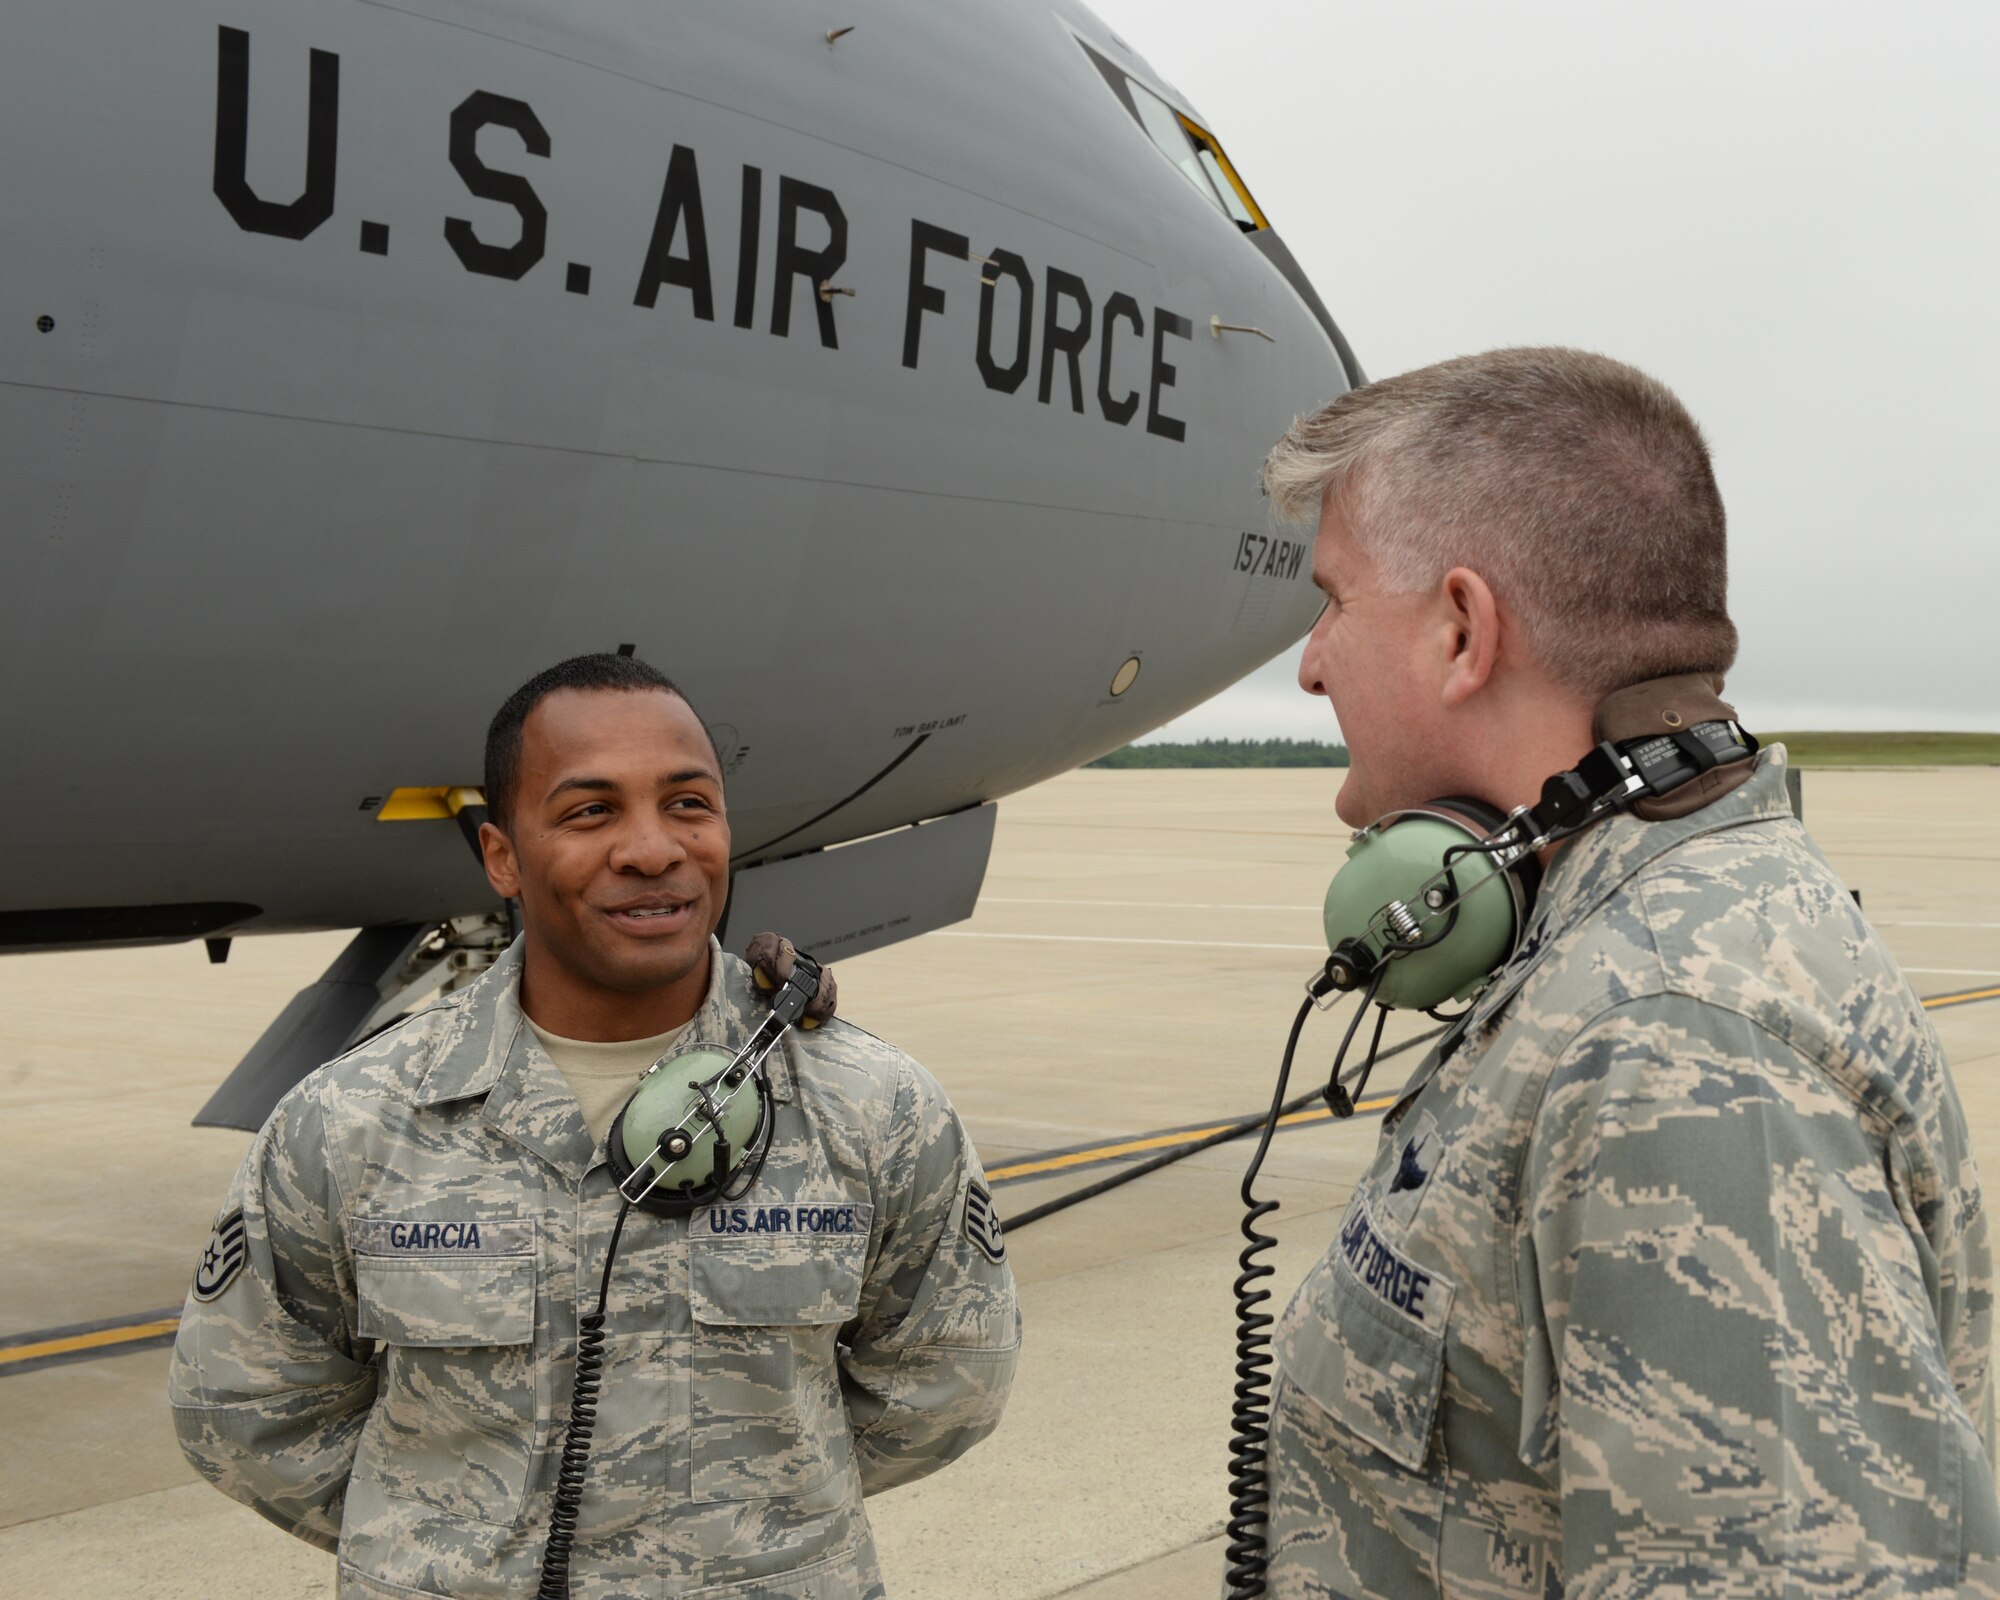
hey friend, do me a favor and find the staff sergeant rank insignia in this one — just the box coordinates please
[191,1207,247,1302]
[963,1181,1005,1264]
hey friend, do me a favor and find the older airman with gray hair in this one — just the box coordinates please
[1252,347,1998,1596]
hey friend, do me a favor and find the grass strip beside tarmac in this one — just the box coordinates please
[1766,732,2000,766]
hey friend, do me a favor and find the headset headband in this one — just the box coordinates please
[1519,718,1758,846]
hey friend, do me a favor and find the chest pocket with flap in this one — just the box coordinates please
[352,1218,540,1527]
[688,1213,870,1505]
[1269,1196,1453,1589]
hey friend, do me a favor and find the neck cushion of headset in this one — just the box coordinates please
[1593,673,1756,821]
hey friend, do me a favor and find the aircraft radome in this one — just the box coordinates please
[0,0,1359,1127]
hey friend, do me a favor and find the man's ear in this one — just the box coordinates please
[1438,566,1502,710]
[479,819,522,900]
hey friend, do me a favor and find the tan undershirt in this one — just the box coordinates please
[526,1019,691,1148]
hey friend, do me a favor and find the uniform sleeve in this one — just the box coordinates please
[168,1077,376,1550]
[839,1054,1021,1494]
[1519,994,1997,1598]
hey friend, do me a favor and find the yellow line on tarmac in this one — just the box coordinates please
[987,1092,1398,1182]
[1926,986,2000,1011]
[0,1318,180,1368]
[990,983,1992,1184]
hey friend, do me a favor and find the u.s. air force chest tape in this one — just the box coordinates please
[1334,1196,1453,1337]
[687,1203,874,1327]
[690,1203,870,1239]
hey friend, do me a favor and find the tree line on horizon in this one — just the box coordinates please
[1087,737,1351,768]
[1088,731,2000,771]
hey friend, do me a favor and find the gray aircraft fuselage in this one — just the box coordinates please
[2,0,1350,951]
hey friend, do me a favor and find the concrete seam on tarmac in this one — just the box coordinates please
[1045,1528,1227,1597]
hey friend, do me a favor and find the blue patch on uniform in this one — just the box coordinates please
[192,1208,247,1302]
[1389,1135,1431,1194]
[964,1182,1004,1264]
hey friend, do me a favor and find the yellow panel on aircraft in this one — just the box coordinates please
[375,786,485,821]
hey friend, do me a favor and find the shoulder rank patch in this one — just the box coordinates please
[963,1181,1005,1264]
[192,1208,248,1302]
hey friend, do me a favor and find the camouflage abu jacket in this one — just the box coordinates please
[169,940,1021,1599]
[1266,751,1999,1598]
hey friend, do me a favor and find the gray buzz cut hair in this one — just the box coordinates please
[1263,347,1738,696]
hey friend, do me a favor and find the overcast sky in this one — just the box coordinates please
[1085,1,2000,742]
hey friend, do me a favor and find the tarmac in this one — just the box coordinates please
[3,762,1997,1597]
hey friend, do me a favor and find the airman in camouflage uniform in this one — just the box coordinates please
[171,652,1017,1598]
[170,936,1019,1598]
[1256,348,2000,1595]
[1266,750,1999,1595]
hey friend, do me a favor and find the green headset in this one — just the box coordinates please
[602,950,822,1216]
[1317,795,1541,1012]
[1311,714,1760,1021]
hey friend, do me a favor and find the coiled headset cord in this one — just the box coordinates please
[536,1198,634,1600]
[1225,972,1386,1600]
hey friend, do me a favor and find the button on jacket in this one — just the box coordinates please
[1266,751,1999,1598]
[170,941,1021,1599]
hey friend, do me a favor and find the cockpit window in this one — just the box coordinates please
[1183,121,1268,231]
[1078,37,1269,234]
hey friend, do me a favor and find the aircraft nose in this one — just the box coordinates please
[1247,230,1365,390]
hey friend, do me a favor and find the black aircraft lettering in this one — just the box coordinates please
[1147,309,1192,442]
[1097,293,1144,426]
[213,27,338,241]
[1037,267,1092,412]
[733,166,762,330]
[902,219,969,370]
[976,249,1034,394]
[633,144,714,317]
[204,42,1198,439]
[771,178,847,349]
[444,91,549,281]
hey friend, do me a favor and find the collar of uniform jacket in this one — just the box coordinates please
[404,937,799,1177]
[1465,746,1797,1036]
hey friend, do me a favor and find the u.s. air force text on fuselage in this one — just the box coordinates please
[215,26,1201,441]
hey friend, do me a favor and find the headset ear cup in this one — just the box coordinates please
[1426,794,1506,832]
[1424,795,1541,940]
[606,1064,772,1218]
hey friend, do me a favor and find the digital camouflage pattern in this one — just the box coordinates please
[1267,750,2000,1597]
[169,940,1020,1599]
